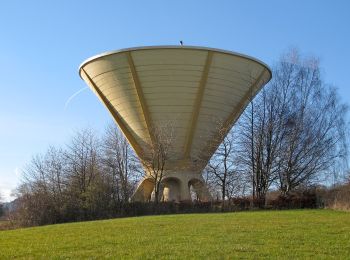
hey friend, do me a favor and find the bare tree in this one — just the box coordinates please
[235,49,348,201]
[275,51,348,195]
[64,129,100,194]
[13,129,110,225]
[102,124,141,204]
[236,87,282,205]
[202,168,220,201]
[42,147,66,213]
[12,126,177,226]
[63,128,107,219]
[18,147,67,226]
[142,122,175,203]
[206,130,237,204]
[23,149,64,205]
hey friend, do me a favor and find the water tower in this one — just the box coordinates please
[79,46,271,202]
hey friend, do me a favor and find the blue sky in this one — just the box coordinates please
[1,1,349,201]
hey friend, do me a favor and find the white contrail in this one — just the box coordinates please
[64,87,88,110]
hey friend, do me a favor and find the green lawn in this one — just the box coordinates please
[0,209,349,259]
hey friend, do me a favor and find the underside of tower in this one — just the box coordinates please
[79,46,271,202]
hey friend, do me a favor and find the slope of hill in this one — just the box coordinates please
[0,210,349,259]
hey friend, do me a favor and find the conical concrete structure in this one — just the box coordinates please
[79,46,271,202]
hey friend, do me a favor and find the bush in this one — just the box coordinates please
[269,192,318,209]
[320,184,350,211]
[9,191,324,228]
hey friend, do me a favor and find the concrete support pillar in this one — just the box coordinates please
[179,180,192,202]
[162,178,181,202]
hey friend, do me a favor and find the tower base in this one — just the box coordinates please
[131,172,212,202]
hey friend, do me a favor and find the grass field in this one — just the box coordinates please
[0,209,349,259]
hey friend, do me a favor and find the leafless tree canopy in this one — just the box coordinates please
[206,49,349,204]
[13,125,142,226]
[206,130,247,203]
[142,121,175,203]
[102,125,142,203]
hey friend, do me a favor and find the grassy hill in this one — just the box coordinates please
[0,209,349,259]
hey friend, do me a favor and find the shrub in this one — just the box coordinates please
[321,184,350,211]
